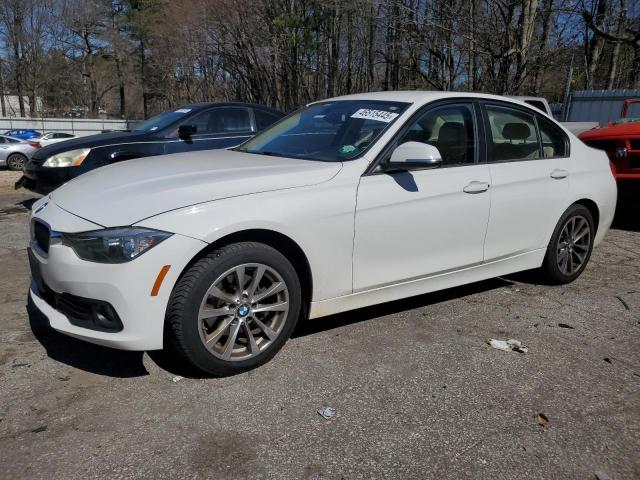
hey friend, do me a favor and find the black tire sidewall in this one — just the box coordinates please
[543,205,595,284]
[171,243,301,376]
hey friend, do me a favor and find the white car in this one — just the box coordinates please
[28,92,616,375]
[38,132,76,147]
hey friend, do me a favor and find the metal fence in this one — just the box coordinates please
[563,89,640,126]
[0,117,139,136]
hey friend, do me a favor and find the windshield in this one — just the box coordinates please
[237,100,410,161]
[133,107,194,132]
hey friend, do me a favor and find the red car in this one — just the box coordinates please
[579,99,640,181]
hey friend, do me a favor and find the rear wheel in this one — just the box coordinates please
[166,242,301,376]
[7,153,27,171]
[540,204,594,284]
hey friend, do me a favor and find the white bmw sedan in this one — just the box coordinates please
[28,92,616,375]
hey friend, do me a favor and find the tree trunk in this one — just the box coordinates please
[13,39,25,117]
[632,44,640,89]
[0,60,6,117]
[116,56,125,118]
[606,41,621,89]
[533,0,554,93]
[514,0,539,91]
[326,1,340,98]
[346,8,353,94]
[367,3,377,90]
[140,39,148,119]
[468,0,476,90]
[585,0,608,89]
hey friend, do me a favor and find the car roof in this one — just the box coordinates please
[177,102,283,114]
[316,90,539,109]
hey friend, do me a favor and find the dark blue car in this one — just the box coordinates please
[18,102,284,192]
[4,129,42,140]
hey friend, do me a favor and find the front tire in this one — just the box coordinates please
[540,204,595,284]
[166,242,302,376]
[7,153,27,171]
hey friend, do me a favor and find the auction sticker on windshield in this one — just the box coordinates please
[351,109,399,123]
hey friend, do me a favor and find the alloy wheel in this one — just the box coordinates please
[197,263,290,361]
[7,154,26,171]
[556,215,591,275]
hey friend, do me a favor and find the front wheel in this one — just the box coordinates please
[166,242,302,376]
[540,204,595,284]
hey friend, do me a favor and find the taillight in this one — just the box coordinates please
[29,142,42,148]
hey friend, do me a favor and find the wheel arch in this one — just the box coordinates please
[572,198,600,235]
[174,228,313,319]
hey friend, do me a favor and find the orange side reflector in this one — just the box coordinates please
[150,265,171,296]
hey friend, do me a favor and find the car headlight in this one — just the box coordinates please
[62,228,172,263]
[42,148,91,167]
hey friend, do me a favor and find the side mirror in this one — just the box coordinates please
[381,141,442,172]
[178,124,197,138]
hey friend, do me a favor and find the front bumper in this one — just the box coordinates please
[24,160,75,184]
[28,203,207,350]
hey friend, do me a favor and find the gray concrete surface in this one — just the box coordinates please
[0,170,638,479]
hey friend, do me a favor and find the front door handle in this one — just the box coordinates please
[550,169,569,179]
[463,181,490,194]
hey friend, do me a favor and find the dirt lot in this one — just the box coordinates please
[0,169,638,479]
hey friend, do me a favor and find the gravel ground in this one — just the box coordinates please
[0,170,638,479]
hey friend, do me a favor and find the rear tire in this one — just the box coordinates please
[7,153,27,171]
[166,242,301,376]
[539,204,595,285]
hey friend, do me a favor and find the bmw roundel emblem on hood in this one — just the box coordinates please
[34,202,48,214]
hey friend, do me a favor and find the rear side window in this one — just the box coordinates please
[254,110,281,131]
[486,106,540,161]
[537,115,568,158]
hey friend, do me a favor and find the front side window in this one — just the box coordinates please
[238,100,410,162]
[537,115,568,158]
[486,106,540,161]
[134,109,193,132]
[397,103,476,166]
[184,108,251,135]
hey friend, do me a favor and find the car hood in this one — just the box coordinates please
[579,121,640,140]
[31,131,149,160]
[52,150,342,227]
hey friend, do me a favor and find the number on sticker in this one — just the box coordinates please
[351,109,399,123]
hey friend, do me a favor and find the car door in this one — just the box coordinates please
[481,102,571,261]
[0,136,8,161]
[165,107,254,155]
[353,101,491,291]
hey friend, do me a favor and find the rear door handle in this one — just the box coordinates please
[550,169,568,179]
[463,181,490,194]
